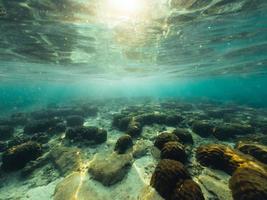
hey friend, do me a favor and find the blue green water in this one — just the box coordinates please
[0,0,267,109]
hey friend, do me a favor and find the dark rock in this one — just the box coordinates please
[127,120,142,137]
[1,141,42,171]
[172,128,193,144]
[54,123,67,132]
[66,115,84,127]
[112,114,132,131]
[7,135,30,148]
[192,121,214,137]
[171,179,205,200]
[161,141,187,163]
[114,135,133,154]
[165,114,183,126]
[154,132,179,150]
[0,141,7,152]
[136,113,167,126]
[30,132,49,144]
[0,125,14,140]
[150,159,191,200]
[65,126,107,144]
[229,167,267,200]
[213,123,254,140]
[24,118,61,134]
[236,142,267,164]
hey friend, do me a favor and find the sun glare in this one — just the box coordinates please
[106,0,143,19]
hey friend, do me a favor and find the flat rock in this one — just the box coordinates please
[50,146,82,176]
[88,152,133,186]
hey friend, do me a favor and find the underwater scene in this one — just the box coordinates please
[1,0,267,199]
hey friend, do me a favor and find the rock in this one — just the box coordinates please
[136,113,167,126]
[10,112,28,126]
[88,152,133,186]
[66,115,84,127]
[236,142,267,164]
[112,114,132,131]
[172,128,193,144]
[171,179,204,200]
[165,114,183,126]
[65,126,107,144]
[0,125,14,140]
[7,135,30,148]
[114,135,133,154]
[1,141,42,171]
[229,167,267,200]
[54,122,67,132]
[50,146,82,176]
[133,139,150,158]
[0,141,7,152]
[161,141,187,163]
[137,185,164,200]
[192,121,214,137]
[213,123,254,140]
[196,144,266,175]
[30,132,49,144]
[54,172,102,200]
[154,132,179,150]
[23,119,61,134]
[127,120,142,137]
[150,159,190,200]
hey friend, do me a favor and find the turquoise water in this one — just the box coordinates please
[1,1,267,200]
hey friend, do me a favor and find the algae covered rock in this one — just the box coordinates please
[127,119,142,137]
[154,132,179,150]
[229,167,267,200]
[192,121,214,137]
[66,115,84,127]
[196,144,265,175]
[1,141,42,171]
[160,141,187,163]
[236,142,267,164]
[88,152,133,186]
[213,123,254,140]
[172,128,193,144]
[23,118,61,134]
[114,134,133,154]
[171,179,204,200]
[150,159,190,200]
[65,126,107,144]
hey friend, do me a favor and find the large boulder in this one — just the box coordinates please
[192,121,214,137]
[154,132,179,150]
[66,115,84,127]
[65,126,107,144]
[24,119,61,134]
[196,144,266,175]
[160,141,187,163]
[1,141,42,171]
[172,128,193,144]
[150,159,190,200]
[88,153,133,186]
[236,142,267,164]
[229,167,267,200]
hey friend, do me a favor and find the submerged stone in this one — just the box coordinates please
[114,134,133,154]
[236,142,267,164]
[1,141,42,171]
[192,121,214,137]
[154,132,179,150]
[24,118,61,134]
[88,152,133,186]
[172,128,193,144]
[150,159,190,200]
[66,115,84,127]
[160,141,187,163]
[0,125,14,140]
[229,167,267,200]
